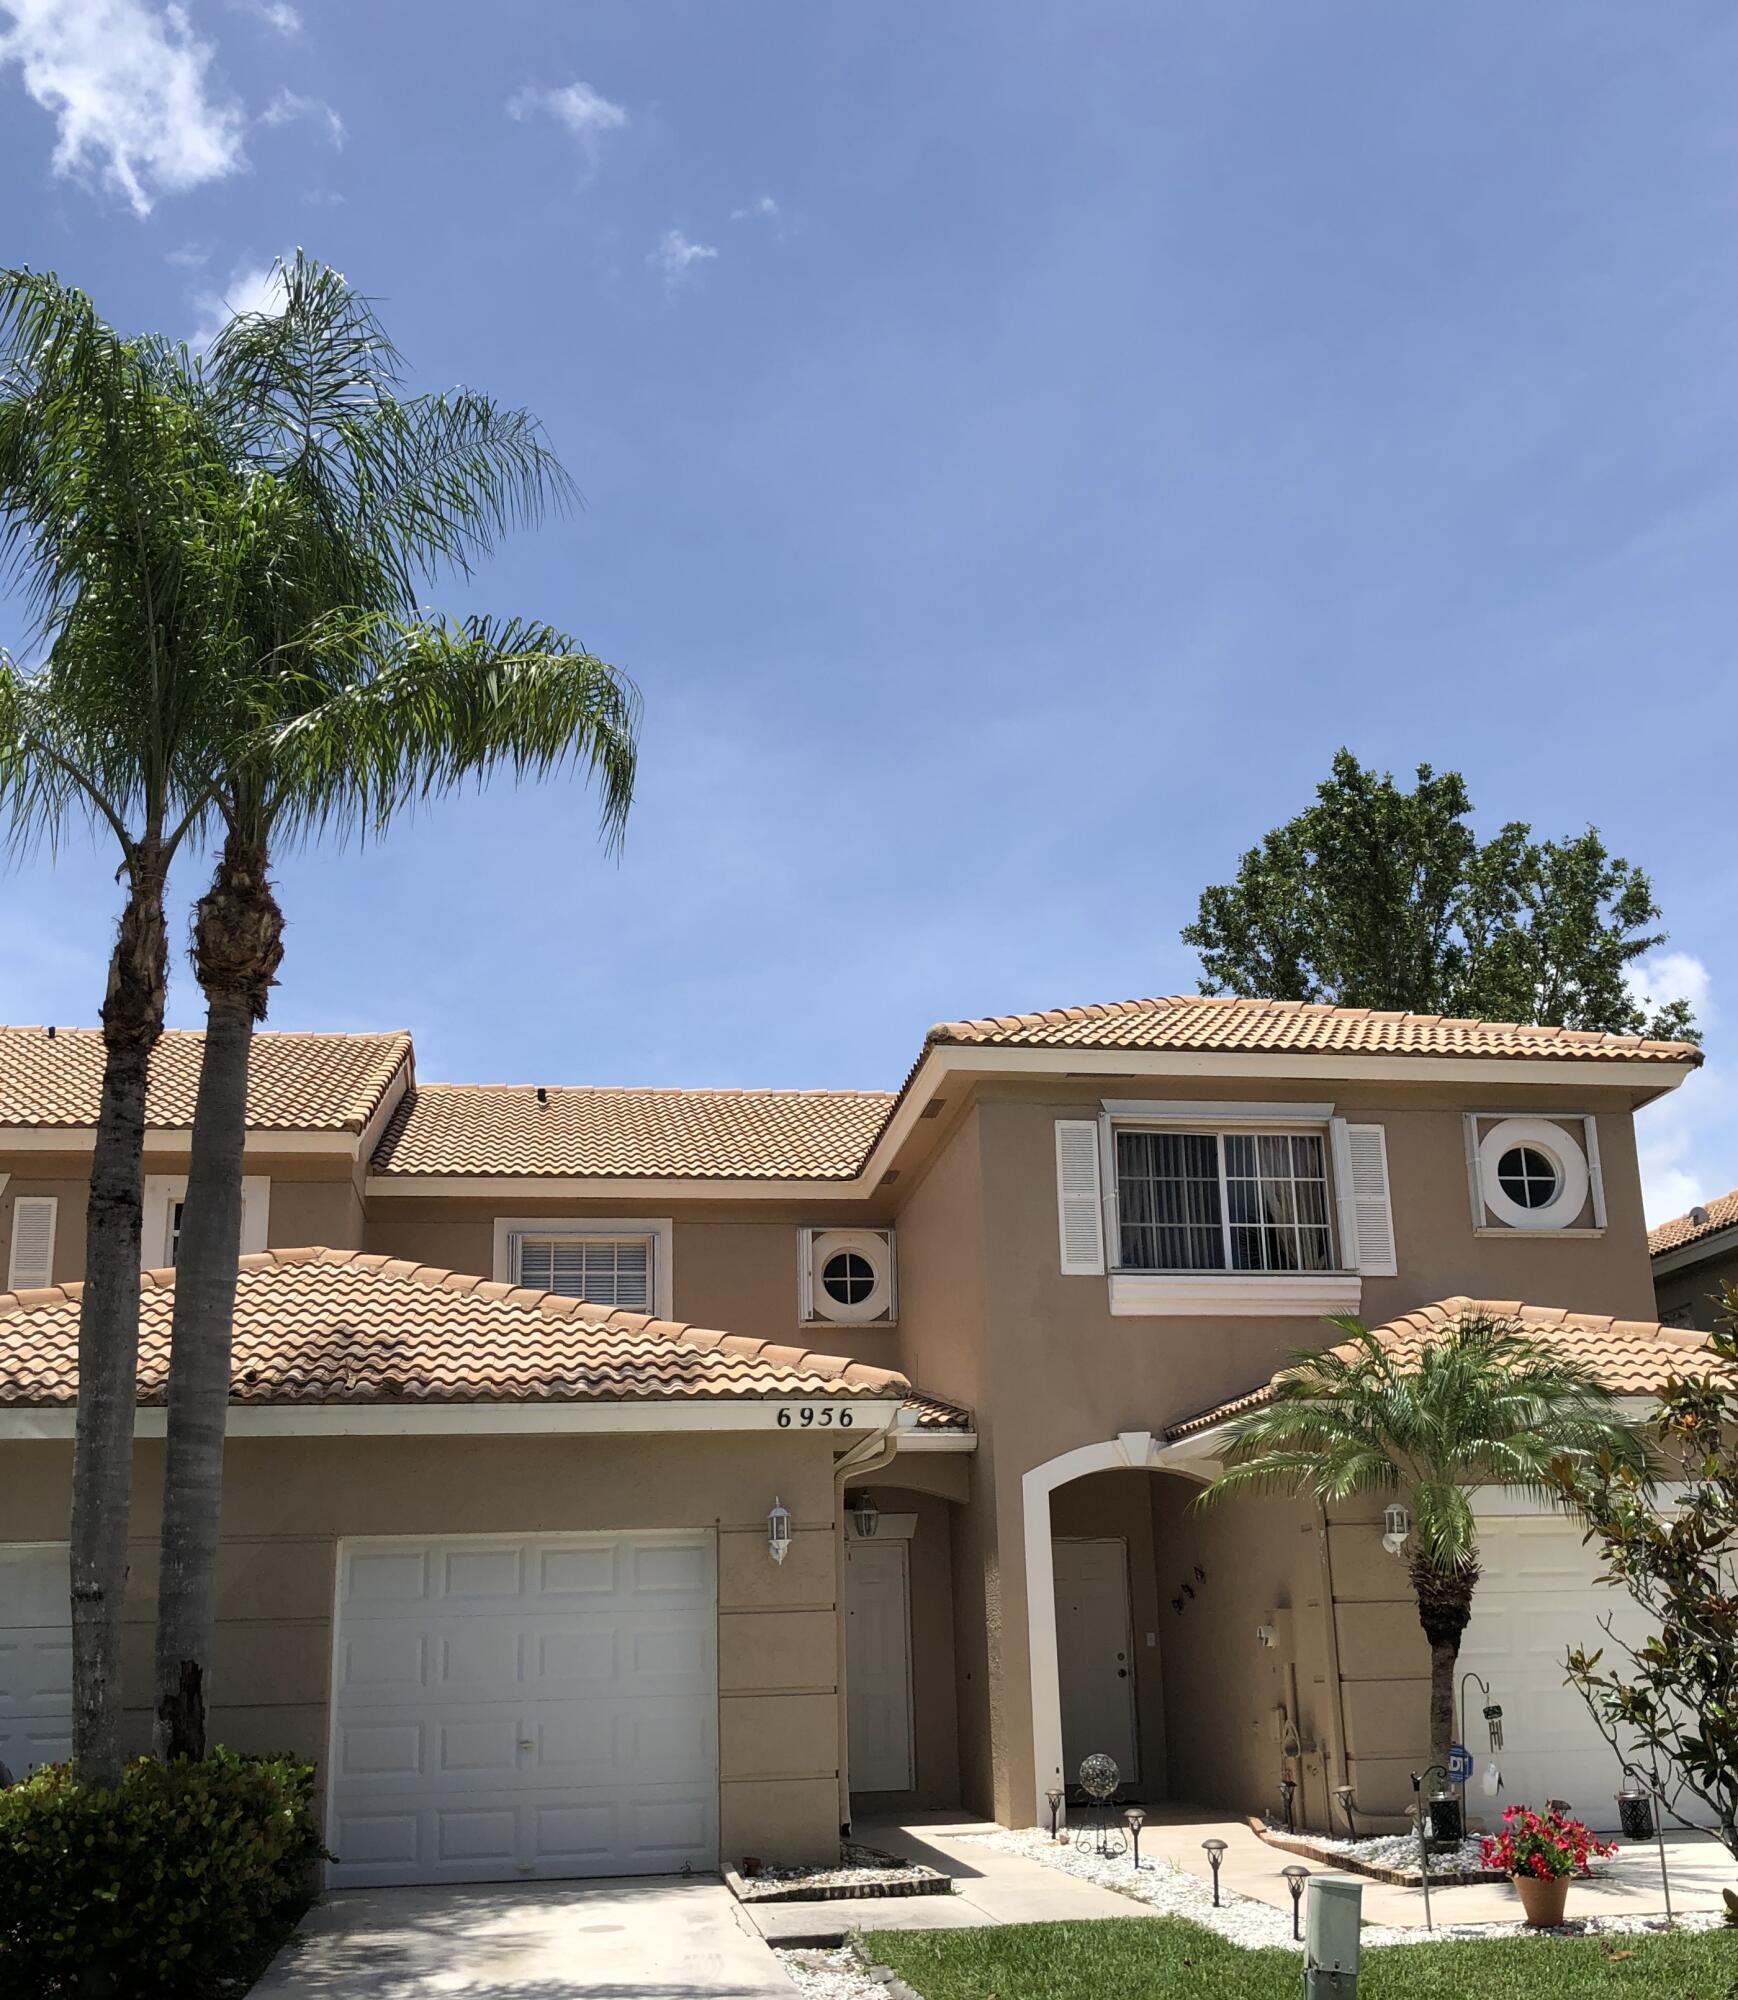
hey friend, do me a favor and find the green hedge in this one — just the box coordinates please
[0,1749,328,1997]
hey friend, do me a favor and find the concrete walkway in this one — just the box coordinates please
[253,1876,803,2000]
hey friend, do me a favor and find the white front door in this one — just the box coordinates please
[1459,1513,1716,1831]
[328,1531,718,1887]
[1053,1536,1138,1785]
[0,1544,71,1779]
[845,1538,914,1794]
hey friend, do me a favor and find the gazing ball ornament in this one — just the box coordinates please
[1078,1753,1121,1802]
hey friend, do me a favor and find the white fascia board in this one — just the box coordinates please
[363,1046,1690,1201]
[0,1127,362,1158]
[356,1058,414,1164]
[0,1397,908,1441]
[1650,1228,1738,1278]
[892,1429,977,1453]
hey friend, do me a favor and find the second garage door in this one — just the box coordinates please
[328,1531,719,1887]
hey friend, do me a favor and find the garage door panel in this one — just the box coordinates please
[0,1546,72,1779]
[328,1532,719,1887]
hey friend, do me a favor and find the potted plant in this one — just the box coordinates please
[1480,1805,1616,1927]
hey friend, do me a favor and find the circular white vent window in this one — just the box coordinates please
[1477,1118,1589,1231]
[807,1229,894,1323]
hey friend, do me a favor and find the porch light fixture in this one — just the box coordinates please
[1272,1856,1304,1936]
[767,1498,793,1566]
[1201,1838,1227,1906]
[1381,1502,1411,1557]
[1123,1806,1146,1870]
[847,1491,880,1540]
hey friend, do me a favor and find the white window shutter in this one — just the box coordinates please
[7,1196,58,1290]
[1055,1121,1106,1275]
[1344,1124,1397,1277]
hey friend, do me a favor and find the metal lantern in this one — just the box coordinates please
[1382,1502,1411,1556]
[848,1491,880,1540]
[1202,1837,1228,1906]
[767,1498,793,1565]
[1282,1864,1310,1941]
[1617,1791,1655,1842]
[1425,1790,1463,1845]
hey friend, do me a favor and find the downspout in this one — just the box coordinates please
[833,1419,902,1841]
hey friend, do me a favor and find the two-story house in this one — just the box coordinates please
[0,994,1710,1887]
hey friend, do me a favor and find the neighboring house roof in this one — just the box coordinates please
[1648,1188,1738,1260]
[0,1246,913,1409]
[0,1028,412,1133]
[925,995,1702,1067]
[371,1083,893,1181]
[900,1390,974,1433]
[1167,1295,1728,1440]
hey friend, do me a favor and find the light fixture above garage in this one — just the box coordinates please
[768,1498,792,1565]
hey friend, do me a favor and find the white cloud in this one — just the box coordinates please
[730,193,780,223]
[650,228,717,295]
[260,85,342,147]
[0,0,246,216]
[228,0,298,31]
[188,258,283,349]
[1628,948,1714,1030]
[506,78,626,173]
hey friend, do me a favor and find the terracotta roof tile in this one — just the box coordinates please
[371,1084,892,1181]
[0,1028,411,1132]
[1649,1188,1738,1258]
[1167,1296,1730,1438]
[926,995,1701,1066]
[0,1246,914,1410]
[901,1391,974,1432]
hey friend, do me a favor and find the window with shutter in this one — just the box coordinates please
[1344,1124,1397,1276]
[7,1197,58,1290]
[1054,1120,1106,1275]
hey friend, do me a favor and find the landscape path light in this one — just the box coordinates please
[1282,1864,1310,1941]
[1046,1787,1065,1842]
[1123,1805,1145,1870]
[1201,1837,1227,1906]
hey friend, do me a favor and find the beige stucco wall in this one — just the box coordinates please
[1653,1242,1738,1332]
[0,1170,89,1284]
[5,1429,850,1866]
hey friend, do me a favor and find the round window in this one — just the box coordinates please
[822,1250,877,1306]
[1476,1118,1590,1232]
[1495,1144,1560,1211]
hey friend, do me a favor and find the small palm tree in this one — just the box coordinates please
[152,256,640,1759]
[1203,1309,1645,1775]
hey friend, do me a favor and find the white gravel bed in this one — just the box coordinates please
[777,1944,892,2000]
[741,1844,931,1896]
[971,1828,1719,1949]
[1293,1830,1494,1877]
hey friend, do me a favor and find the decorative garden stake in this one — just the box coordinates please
[1653,1789,1673,1928]
[1283,1864,1310,1941]
[1202,1837,1227,1906]
[1409,1774,1434,1932]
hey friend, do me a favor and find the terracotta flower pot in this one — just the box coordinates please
[1512,1870,1570,1928]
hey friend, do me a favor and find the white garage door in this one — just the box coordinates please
[329,1532,719,1887]
[1461,1513,1714,1832]
[0,1544,72,1779]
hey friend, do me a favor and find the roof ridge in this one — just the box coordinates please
[401,1081,896,1101]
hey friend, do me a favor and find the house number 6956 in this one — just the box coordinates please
[777,1406,853,1427]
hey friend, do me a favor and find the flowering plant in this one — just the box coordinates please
[1480,1804,1617,1881]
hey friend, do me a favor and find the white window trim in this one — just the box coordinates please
[142,1175,270,1269]
[1463,1114,1602,1235]
[1098,1103,1358,1290]
[492,1216,674,1320]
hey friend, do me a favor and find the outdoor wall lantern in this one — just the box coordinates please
[768,1498,792,1565]
[1381,1502,1412,1556]
[1202,1837,1228,1906]
[1123,1806,1146,1870]
[847,1491,880,1540]
[1282,1864,1310,1941]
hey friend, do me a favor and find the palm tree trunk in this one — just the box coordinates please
[1411,1552,1478,1778]
[153,828,282,1760]
[70,842,168,1788]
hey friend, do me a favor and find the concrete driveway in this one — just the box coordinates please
[252,1876,802,2000]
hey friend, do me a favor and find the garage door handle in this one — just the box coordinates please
[518,1740,535,1752]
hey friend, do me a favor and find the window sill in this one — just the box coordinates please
[1107,1272,1363,1318]
[1472,1226,1605,1240]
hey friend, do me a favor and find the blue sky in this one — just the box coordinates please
[1,1,1735,1221]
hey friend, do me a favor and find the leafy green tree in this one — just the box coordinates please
[153,255,640,1760]
[1553,1307,1738,1863]
[1204,1311,1643,1774]
[0,272,237,1787]
[1183,749,1698,1041]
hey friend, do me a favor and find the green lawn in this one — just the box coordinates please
[860,1916,1738,2000]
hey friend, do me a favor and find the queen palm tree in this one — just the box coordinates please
[0,272,241,1786]
[151,256,639,1758]
[1203,1309,1645,1775]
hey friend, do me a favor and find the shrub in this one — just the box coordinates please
[0,1748,327,1997]
[1479,1803,1616,1882]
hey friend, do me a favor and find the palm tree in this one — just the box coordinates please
[0,272,239,1786]
[151,256,640,1759]
[1202,1309,1644,1775]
